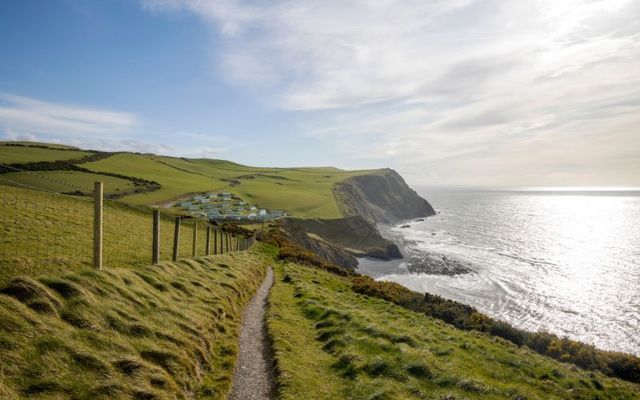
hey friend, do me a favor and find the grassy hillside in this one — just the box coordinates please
[268,262,640,399]
[0,141,379,218]
[0,144,90,164]
[1,171,135,195]
[0,184,221,285]
[80,151,372,218]
[0,245,273,400]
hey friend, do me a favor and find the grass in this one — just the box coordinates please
[0,145,90,164]
[82,152,374,218]
[0,244,273,399]
[2,142,381,218]
[267,262,640,399]
[0,141,79,150]
[0,171,135,195]
[0,185,241,285]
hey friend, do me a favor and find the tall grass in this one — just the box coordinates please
[0,245,273,399]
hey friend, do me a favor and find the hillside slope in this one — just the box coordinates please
[0,142,433,222]
[268,262,640,399]
[0,246,273,400]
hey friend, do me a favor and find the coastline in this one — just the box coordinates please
[356,194,640,357]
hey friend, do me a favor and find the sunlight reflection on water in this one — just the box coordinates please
[358,189,640,355]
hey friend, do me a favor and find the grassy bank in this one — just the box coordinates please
[267,262,640,399]
[0,245,273,399]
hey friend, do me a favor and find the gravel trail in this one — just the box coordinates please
[228,266,275,400]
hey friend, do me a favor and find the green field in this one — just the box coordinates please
[0,245,272,399]
[82,152,373,218]
[0,141,79,150]
[0,145,90,164]
[0,142,379,218]
[0,171,135,195]
[0,185,242,285]
[268,262,640,399]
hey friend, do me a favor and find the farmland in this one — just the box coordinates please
[0,144,90,164]
[0,142,378,218]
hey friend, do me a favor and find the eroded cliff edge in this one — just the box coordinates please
[333,168,435,224]
[278,169,435,270]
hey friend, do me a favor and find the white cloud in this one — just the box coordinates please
[144,0,640,186]
[0,94,137,138]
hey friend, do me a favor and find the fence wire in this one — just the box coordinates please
[0,177,93,280]
[0,170,254,281]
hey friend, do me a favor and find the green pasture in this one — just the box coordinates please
[83,152,373,218]
[0,185,244,285]
[0,145,90,164]
[0,171,135,195]
[0,141,79,150]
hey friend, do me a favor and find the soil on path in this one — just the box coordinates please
[228,266,276,400]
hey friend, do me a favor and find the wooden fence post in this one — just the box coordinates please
[152,209,160,264]
[93,181,103,270]
[205,225,211,256]
[214,229,218,255]
[192,222,198,257]
[172,217,181,261]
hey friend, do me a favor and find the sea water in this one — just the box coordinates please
[357,187,640,355]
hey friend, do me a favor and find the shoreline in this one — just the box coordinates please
[356,218,640,357]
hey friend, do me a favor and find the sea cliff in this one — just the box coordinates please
[333,168,435,224]
[279,169,434,269]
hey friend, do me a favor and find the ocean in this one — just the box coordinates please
[357,187,640,355]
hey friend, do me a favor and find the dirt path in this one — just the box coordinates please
[228,266,276,400]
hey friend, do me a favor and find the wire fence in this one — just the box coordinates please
[0,166,255,279]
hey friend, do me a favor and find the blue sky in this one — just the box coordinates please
[1,0,639,186]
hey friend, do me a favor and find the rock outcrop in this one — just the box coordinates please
[333,168,435,224]
[277,219,360,269]
[278,169,434,267]
[279,216,402,269]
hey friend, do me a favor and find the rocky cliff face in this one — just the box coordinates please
[276,219,360,270]
[277,169,433,268]
[333,169,435,224]
[281,216,401,262]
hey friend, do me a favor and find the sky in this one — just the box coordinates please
[0,0,639,186]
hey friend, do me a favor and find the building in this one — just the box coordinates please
[267,210,286,219]
[207,210,222,219]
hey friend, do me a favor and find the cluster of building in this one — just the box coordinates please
[175,192,286,221]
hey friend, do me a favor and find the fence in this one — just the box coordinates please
[0,170,255,278]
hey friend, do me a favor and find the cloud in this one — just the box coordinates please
[143,0,640,185]
[0,94,137,139]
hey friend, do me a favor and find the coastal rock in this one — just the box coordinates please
[333,168,435,224]
[276,221,359,270]
[405,253,473,276]
[280,216,402,263]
